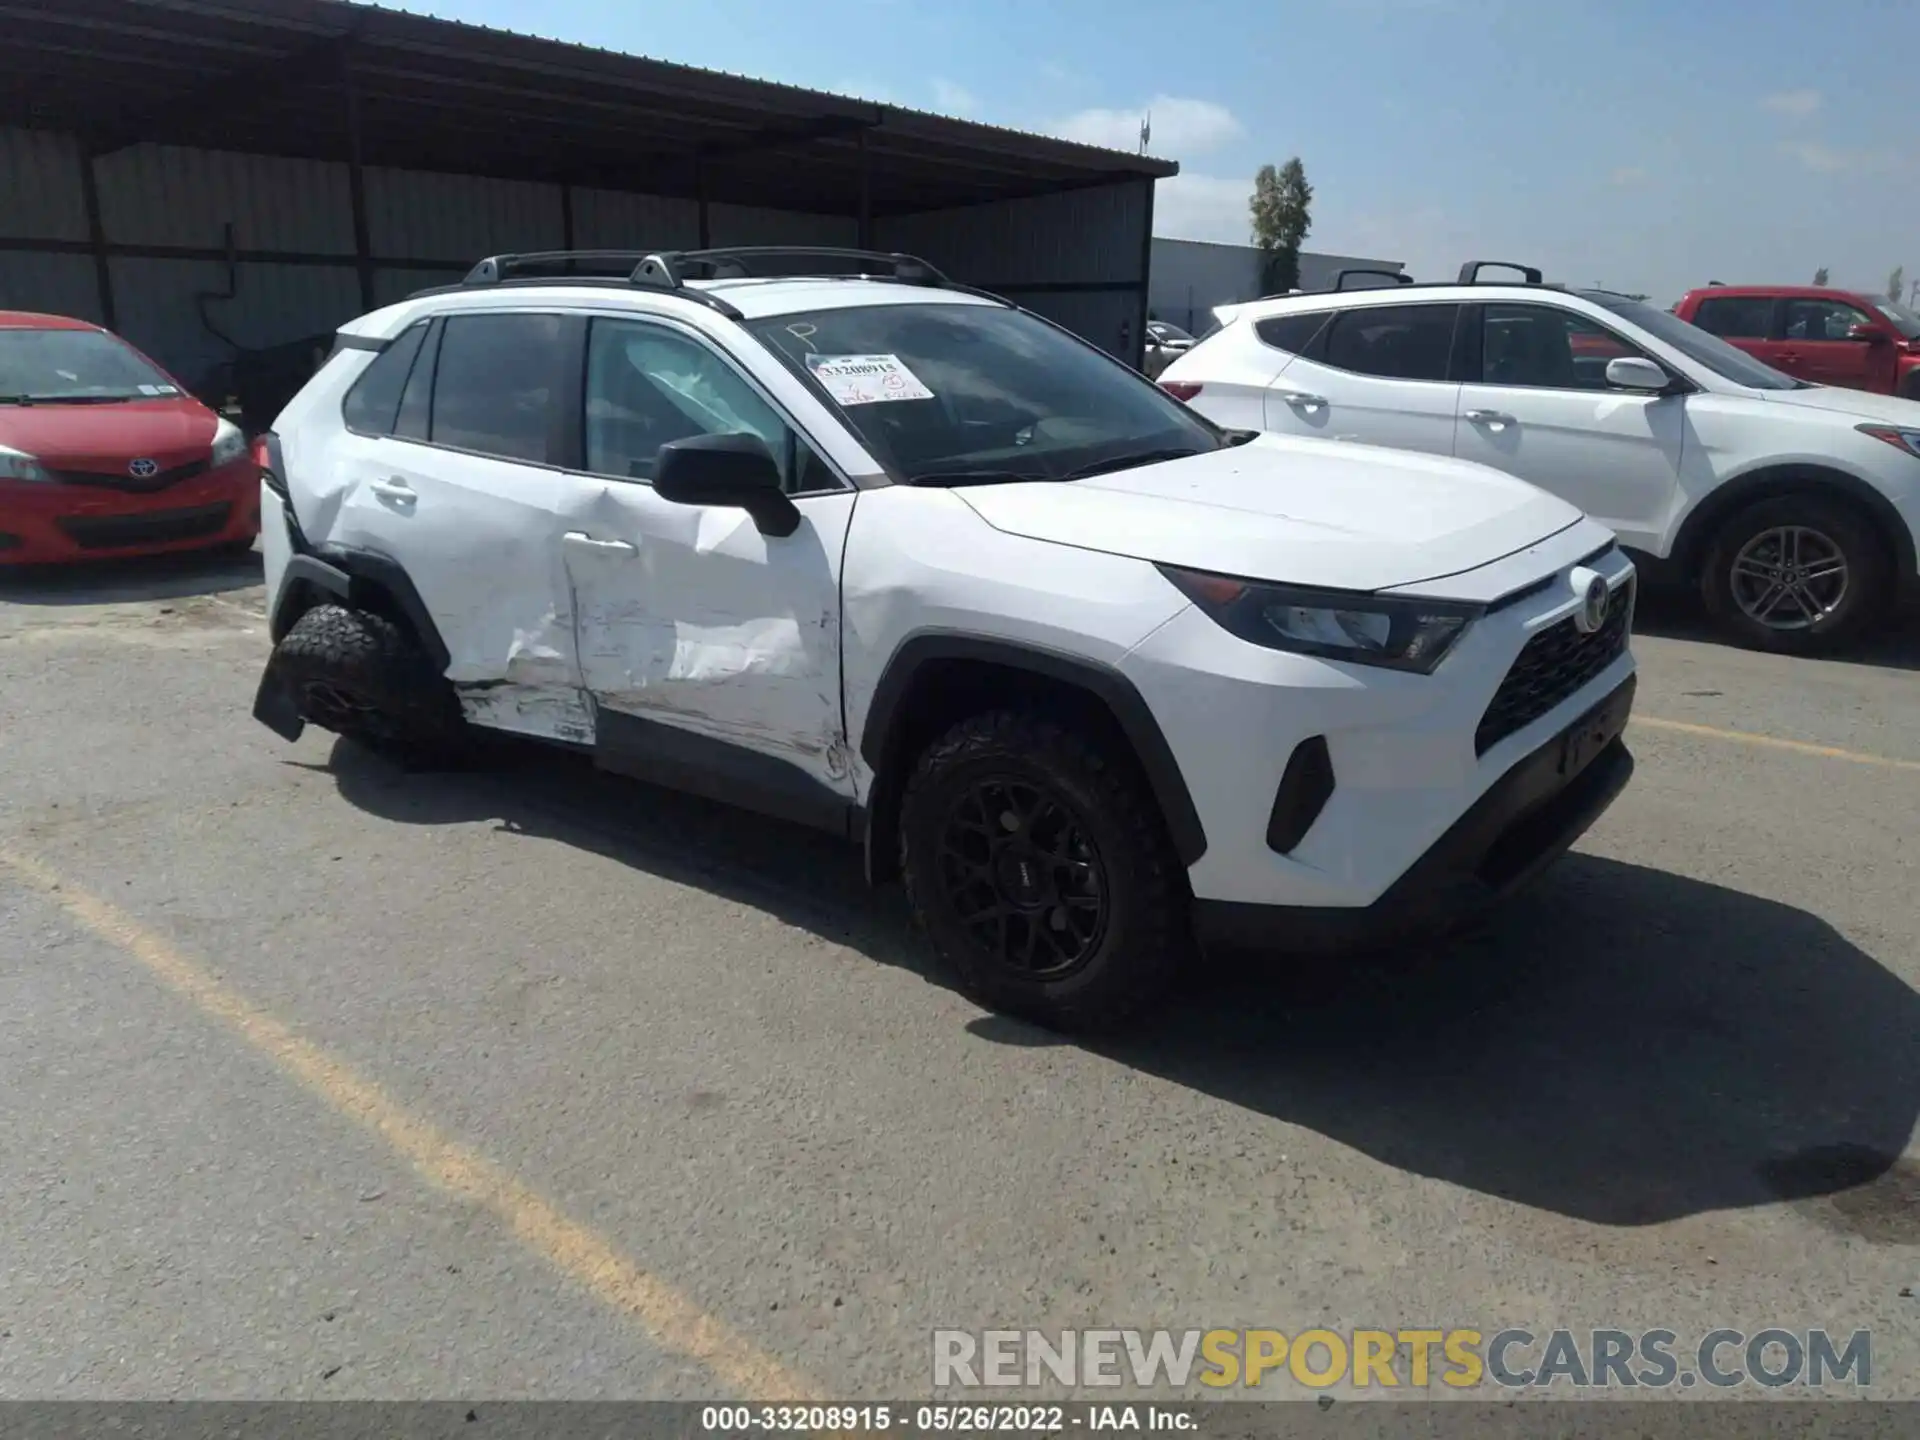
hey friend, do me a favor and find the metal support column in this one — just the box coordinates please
[340,40,375,311]
[696,154,711,249]
[1134,178,1156,371]
[857,130,873,249]
[78,146,116,331]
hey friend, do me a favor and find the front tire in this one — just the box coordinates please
[272,603,466,761]
[899,710,1188,1032]
[1699,495,1889,655]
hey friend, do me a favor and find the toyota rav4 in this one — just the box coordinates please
[250,247,1638,1031]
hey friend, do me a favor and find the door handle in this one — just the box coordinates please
[1275,390,1327,411]
[562,531,638,559]
[1464,409,1517,430]
[369,477,415,500]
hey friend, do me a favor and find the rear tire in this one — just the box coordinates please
[273,603,466,761]
[1699,495,1889,655]
[899,710,1188,1033]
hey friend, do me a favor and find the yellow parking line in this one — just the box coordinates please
[1634,716,1920,773]
[0,846,820,1402]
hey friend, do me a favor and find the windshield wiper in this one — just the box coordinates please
[1063,446,1206,480]
[907,467,1051,487]
[0,394,33,405]
[16,393,138,404]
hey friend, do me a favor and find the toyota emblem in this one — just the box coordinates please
[127,458,159,478]
[1570,568,1611,634]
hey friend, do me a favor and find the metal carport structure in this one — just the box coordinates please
[0,0,1176,414]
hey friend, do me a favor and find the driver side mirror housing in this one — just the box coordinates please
[1847,322,1889,344]
[653,432,800,537]
[1604,356,1675,393]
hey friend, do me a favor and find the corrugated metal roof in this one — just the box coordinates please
[1,0,1174,217]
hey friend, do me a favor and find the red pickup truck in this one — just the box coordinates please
[1672,285,1920,398]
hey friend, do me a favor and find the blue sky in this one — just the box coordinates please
[410,0,1919,304]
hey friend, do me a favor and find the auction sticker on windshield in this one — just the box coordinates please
[807,354,934,406]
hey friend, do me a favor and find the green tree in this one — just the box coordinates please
[1250,158,1313,294]
[1890,266,1906,302]
[1812,266,1829,286]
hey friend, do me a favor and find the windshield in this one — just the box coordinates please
[1875,300,1920,339]
[1583,294,1807,390]
[745,301,1225,484]
[0,327,179,403]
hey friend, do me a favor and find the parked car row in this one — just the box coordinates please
[1159,264,1920,655]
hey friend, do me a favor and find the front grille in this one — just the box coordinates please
[1475,576,1634,755]
[57,503,231,550]
[48,457,210,494]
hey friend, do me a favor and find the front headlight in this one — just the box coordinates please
[0,451,51,482]
[1857,424,1920,458]
[1159,565,1480,674]
[209,418,247,468]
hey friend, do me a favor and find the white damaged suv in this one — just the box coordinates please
[252,247,1638,1030]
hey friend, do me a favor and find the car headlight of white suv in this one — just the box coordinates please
[1159,565,1480,674]
[1857,424,1920,459]
[210,418,247,468]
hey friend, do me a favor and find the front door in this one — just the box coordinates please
[1452,301,1684,553]
[557,314,857,831]
[1778,296,1883,390]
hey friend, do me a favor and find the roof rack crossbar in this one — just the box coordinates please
[1457,260,1544,285]
[463,251,659,284]
[641,246,951,286]
[1330,268,1413,292]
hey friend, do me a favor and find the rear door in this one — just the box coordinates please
[1779,296,1886,390]
[1451,301,1684,551]
[1260,302,1462,454]
[324,309,581,717]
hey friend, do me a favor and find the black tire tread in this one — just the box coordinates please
[899,709,1187,1032]
[273,603,465,758]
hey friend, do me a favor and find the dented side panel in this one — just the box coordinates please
[559,479,858,796]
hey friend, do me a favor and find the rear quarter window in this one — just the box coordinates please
[1254,311,1333,356]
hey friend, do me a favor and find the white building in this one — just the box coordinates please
[1149,237,1404,334]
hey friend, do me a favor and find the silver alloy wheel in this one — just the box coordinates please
[1729,525,1850,630]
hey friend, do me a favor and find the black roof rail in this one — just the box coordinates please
[1457,261,1544,285]
[638,246,951,286]
[1330,268,1412,292]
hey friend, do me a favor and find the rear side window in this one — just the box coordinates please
[341,322,428,435]
[429,313,567,463]
[1690,296,1774,339]
[1255,311,1332,356]
[1322,304,1459,382]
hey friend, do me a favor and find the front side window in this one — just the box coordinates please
[1874,300,1920,338]
[1480,304,1650,391]
[584,318,833,493]
[1321,304,1459,382]
[0,327,179,404]
[429,313,566,463]
[1690,296,1774,339]
[1783,298,1874,342]
[745,301,1225,484]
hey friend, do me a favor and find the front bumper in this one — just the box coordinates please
[0,459,260,564]
[1194,673,1635,957]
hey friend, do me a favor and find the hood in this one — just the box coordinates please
[955,434,1585,592]
[0,395,217,469]
[1759,385,1920,425]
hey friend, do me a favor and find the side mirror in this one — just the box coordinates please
[1847,322,1889,344]
[653,432,799,537]
[1605,356,1673,393]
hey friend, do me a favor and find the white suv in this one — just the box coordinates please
[1160,263,1920,655]
[251,247,1638,1031]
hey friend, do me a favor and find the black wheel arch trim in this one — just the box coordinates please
[857,631,1209,879]
[269,542,454,675]
[1673,465,1917,588]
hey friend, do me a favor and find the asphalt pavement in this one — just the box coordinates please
[1,551,1915,1401]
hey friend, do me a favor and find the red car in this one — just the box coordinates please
[1673,285,1920,399]
[1,311,260,565]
